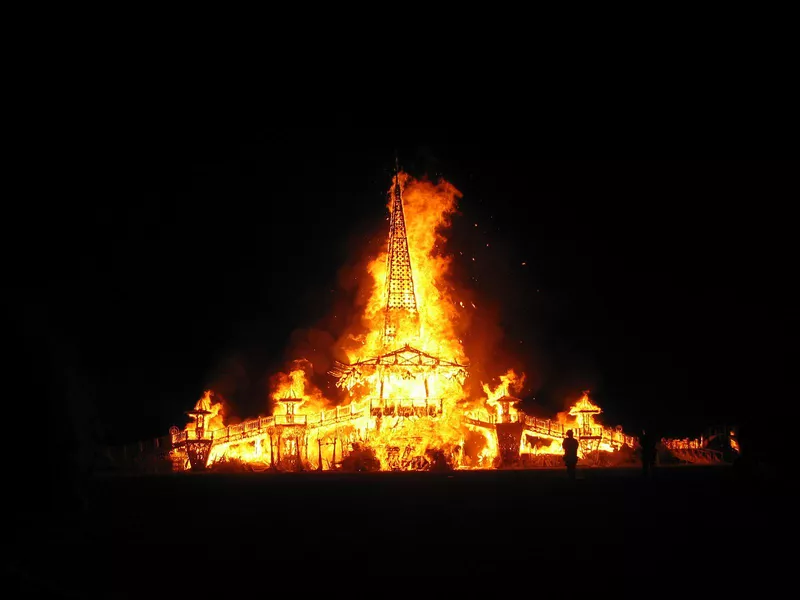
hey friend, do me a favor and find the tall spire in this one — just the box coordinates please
[383,156,418,345]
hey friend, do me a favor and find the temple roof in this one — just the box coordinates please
[329,344,468,387]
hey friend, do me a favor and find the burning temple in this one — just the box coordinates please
[170,163,639,472]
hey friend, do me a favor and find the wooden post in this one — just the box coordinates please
[269,434,275,469]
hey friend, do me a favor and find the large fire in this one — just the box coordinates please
[170,169,637,471]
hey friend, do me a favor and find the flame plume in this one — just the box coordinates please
[170,171,636,471]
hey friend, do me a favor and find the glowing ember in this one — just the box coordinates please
[729,430,740,453]
[170,168,637,471]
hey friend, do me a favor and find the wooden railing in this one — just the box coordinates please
[463,414,636,450]
[172,400,638,452]
[172,404,369,447]
[519,414,637,448]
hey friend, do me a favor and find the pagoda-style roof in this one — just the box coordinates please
[330,344,468,377]
[329,343,468,386]
[277,394,303,403]
[495,395,521,404]
[568,391,601,415]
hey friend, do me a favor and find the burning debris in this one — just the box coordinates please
[659,426,740,464]
[170,166,637,472]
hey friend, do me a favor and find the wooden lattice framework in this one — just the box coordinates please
[330,344,467,386]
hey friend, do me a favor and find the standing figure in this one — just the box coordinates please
[639,429,656,476]
[562,429,579,479]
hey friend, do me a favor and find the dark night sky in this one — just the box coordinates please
[6,119,796,451]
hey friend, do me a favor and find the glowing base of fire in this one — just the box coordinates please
[171,394,638,472]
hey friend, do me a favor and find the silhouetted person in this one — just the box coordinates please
[639,429,656,476]
[562,429,579,479]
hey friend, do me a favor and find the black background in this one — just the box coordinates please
[6,117,795,466]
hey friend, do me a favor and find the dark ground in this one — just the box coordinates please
[5,464,789,597]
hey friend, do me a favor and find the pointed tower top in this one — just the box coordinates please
[383,161,418,345]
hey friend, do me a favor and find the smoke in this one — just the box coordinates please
[280,228,386,403]
[443,256,544,404]
[286,328,336,376]
[201,352,256,421]
[205,353,249,403]
[458,300,512,396]
[267,357,331,414]
[328,233,385,362]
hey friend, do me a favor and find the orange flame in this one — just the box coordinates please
[269,359,330,415]
[483,369,525,422]
[172,172,636,471]
[350,173,465,364]
[185,390,225,432]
